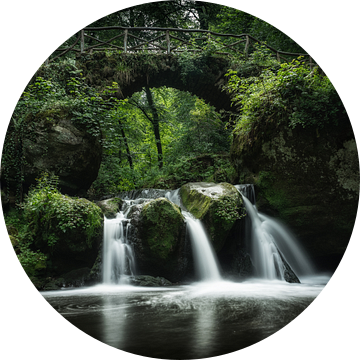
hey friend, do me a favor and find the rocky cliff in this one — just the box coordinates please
[231,117,359,270]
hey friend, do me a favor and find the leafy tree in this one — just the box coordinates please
[225,58,343,135]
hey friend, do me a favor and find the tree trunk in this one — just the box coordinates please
[118,118,133,169]
[145,86,163,169]
[194,1,209,30]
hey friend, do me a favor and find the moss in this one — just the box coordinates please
[9,235,18,247]
[96,197,123,218]
[180,182,243,251]
[256,171,291,217]
[24,185,103,253]
[180,186,212,219]
[141,198,185,260]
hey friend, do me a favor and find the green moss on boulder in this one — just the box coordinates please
[231,117,359,270]
[141,198,185,260]
[96,197,123,219]
[23,184,104,275]
[127,197,190,282]
[180,182,244,252]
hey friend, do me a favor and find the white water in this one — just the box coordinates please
[241,194,286,280]
[235,184,315,281]
[102,184,313,285]
[165,189,222,282]
[259,213,315,276]
[102,212,136,284]
[185,214,222,282]
[102,188,222,285]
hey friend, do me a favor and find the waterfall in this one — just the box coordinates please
[102,212,136,284]
[165,189,222,282]
[185,215,222,282]
[101,185,313,285]
[258,213,315,276]
[235,185,314,281]
[101,188,222,284]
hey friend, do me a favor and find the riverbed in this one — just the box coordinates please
[42,275,329,359]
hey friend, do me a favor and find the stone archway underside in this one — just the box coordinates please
[78,52,234,112]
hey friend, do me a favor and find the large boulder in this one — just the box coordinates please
[231,117,359,271]
[19,117,101,195]
[180,182,244,252]
[127,197,192,282]
[24,190,104,275]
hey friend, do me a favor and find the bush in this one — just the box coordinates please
[23,173,103,251]
[225,58,344,135]
[4,207,47,278]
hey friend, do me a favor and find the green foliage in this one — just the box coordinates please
[225,59,343,135]
[23,173,103,249]
[89,85,231,196]
[212,6,304,54]
[17,248,47,278]
[177,49,209,84]
[4,207,47,278]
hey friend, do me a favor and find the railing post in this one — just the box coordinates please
[309,55,313,70]
[166,30,170,54]
[124,29,128,54]
[80,29,85,53]
[244,35,249,59]
[276,52,280,62]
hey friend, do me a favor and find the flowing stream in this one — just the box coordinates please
[165,188,222,282]
[41,185,327,359]
[235,185,315,281]
[102,212,136,284]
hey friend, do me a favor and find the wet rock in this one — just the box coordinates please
[231,118,359,271]
[60,267,91,287]
[127,198,192,282]
[180,182,244,252]
[96,197,123,219]
[128,275,172,287]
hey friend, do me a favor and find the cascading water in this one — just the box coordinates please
[165,189,222,282]
[102,212,136,284]
[102,184,311,284]
[185,214,222,281]
[102,187,222,284]
[235,184,314,281]
[240,193,286,280]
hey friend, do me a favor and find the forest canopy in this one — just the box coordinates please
[2,1,340,199]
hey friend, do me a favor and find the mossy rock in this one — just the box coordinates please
[25,190,104,276]
[96,197,123,219]
[9,235,18,248]
[6,224,18,237]
[231,117,359,271]
[127,197,191,282]
[141,198,185,260]
[180,182,244,252]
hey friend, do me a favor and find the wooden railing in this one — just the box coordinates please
[48,26,313,66]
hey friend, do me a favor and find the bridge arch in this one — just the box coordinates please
[79,52,234,112]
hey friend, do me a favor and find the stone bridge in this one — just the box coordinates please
[78,52,233,112]
[52,26,310,112]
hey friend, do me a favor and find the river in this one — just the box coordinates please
[42,275,329,359]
